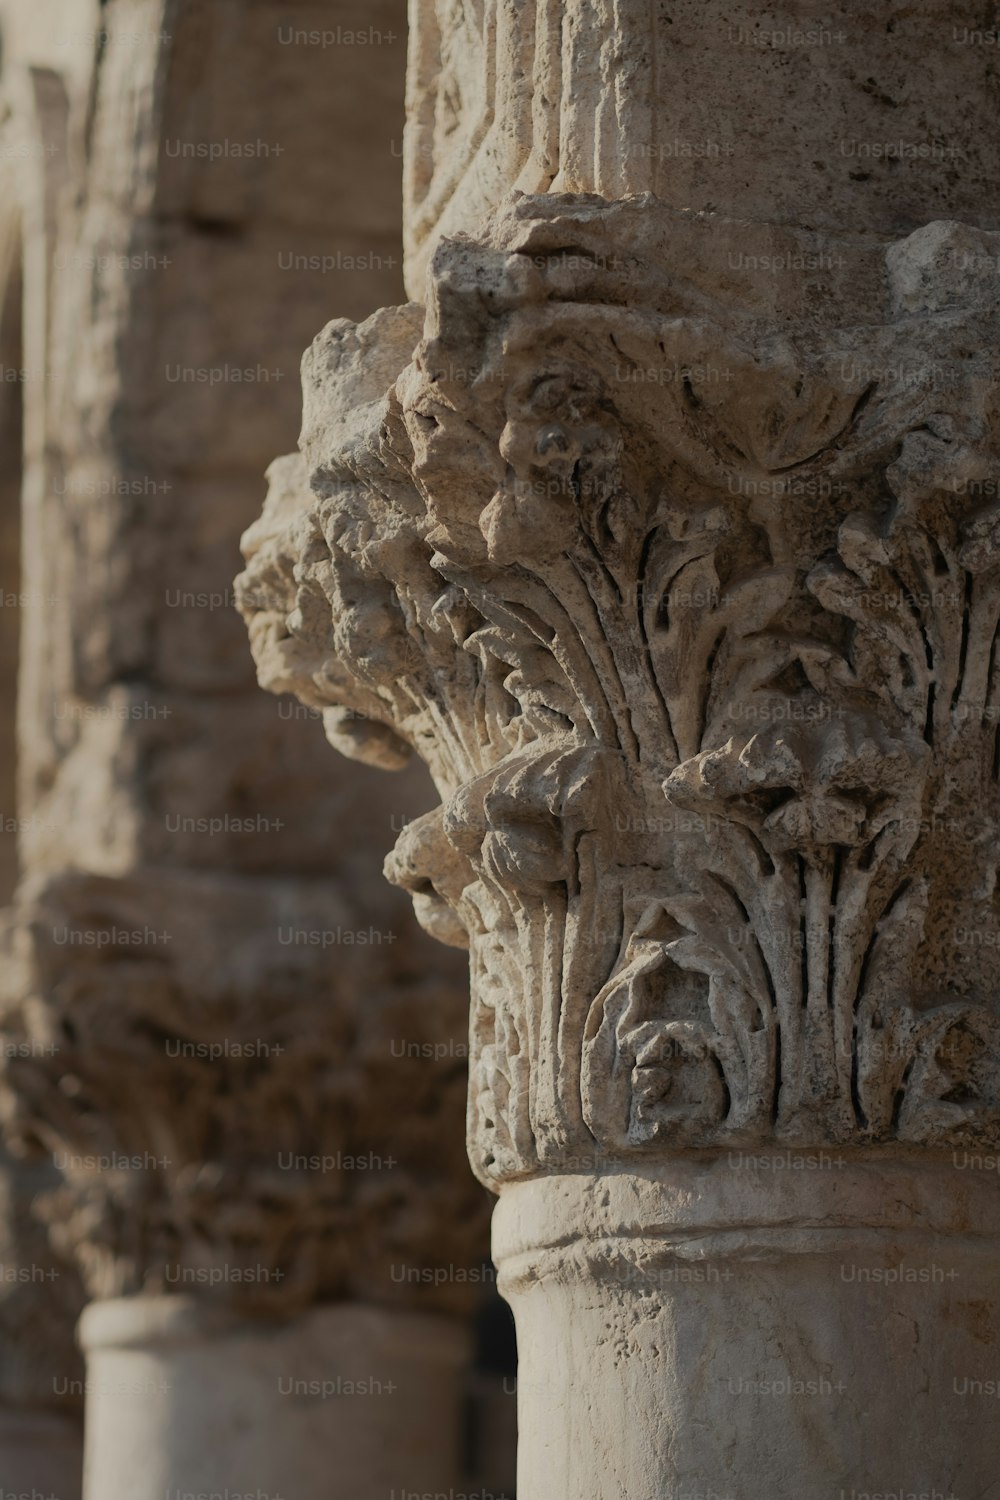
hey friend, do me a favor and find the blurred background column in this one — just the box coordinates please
[0,3,514,1498]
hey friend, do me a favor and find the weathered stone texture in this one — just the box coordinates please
[403,1,1000,293]
[240,196,1000,1185]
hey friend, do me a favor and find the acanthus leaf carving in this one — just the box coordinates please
[238,196,1000,1185]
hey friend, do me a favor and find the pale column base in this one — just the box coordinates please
[495,1156,1000,1500]
[0,1407,82,1499]
[79,1297,469,1500]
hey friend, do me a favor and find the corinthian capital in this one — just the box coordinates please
[238,196,1000,1187]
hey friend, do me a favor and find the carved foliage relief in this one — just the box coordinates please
[238,196,1000,1184]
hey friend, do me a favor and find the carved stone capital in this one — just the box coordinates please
[239,195,1000,1187]
[0,871,486,1313]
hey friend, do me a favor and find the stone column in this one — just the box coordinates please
[239,6,1000,1494]
[1,862,486,1500]
[0,3,492,1497]
[78,1299,468,1500]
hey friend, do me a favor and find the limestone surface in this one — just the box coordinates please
[240,196,1000,1187]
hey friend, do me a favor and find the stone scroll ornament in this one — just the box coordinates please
[238,194,1000,1187]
